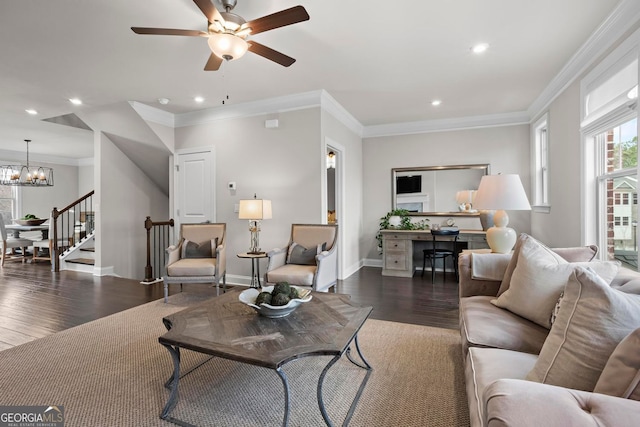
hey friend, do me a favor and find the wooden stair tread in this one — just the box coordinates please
[80,247,95,252]
[65,258,95,265]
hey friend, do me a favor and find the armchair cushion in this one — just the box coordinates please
[181,238,217,259]
[267,264,316,286]
[287,242,326,265]
[167,257,217,277]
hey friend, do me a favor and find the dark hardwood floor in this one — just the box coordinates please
[0,262,460,350]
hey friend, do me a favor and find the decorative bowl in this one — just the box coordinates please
[14,218,47,226]
[239,285,312,318]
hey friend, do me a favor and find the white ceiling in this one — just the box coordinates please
[0,0,624,160]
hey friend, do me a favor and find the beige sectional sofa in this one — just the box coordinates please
[458,234,640,427]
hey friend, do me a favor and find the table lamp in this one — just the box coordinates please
[472,174,531,253]
[456,190,477,212]
[238,194,272,254]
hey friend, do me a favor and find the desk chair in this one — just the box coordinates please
[422,229,460,283]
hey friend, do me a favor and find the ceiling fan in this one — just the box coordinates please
[131,0,309,71]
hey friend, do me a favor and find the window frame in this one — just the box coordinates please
[584,113,638,265]
[531,113,550,213]
[0,184,20,223]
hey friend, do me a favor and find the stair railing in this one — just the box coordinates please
[142,216,174,284]
[51,191,95,272]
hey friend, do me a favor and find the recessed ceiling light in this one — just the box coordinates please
[69,98,82,105]
[431,100,442,106]
[25,109,38,115]
[471,43,489,54]
[158,98,170,105]
[194,96,205,103]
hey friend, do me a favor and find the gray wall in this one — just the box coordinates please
[21,161,79,219]
[96,132,169,279]
[175,108,323,281]
[321,109,364,277]
[362,125,531,260]
[530,80,583,247]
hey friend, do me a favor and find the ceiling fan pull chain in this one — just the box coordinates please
[222,63,226,105]
[221,61,231,105]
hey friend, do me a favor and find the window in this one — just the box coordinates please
[582,28,640,270]
[532,113,550,212]
[592,117,638,269]
[0,184,17,224]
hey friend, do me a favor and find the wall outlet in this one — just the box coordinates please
[234,203,239,213]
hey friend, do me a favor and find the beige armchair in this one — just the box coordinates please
[163,223,226,302]
[265,224,338,292]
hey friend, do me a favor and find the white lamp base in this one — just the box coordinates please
[485,210,517,253]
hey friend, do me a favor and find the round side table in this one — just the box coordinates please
[237,252,268,289]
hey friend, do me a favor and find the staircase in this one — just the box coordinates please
[59,232,95,273]
[52,190,95,273]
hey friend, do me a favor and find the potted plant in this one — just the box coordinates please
[376,209,429,252]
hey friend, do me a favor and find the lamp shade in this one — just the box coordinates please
[456,190,476,205]
[239,198,272,220]
[207,33,248,61]
[472,174,531,211]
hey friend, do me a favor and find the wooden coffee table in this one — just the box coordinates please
[158,289,373,427]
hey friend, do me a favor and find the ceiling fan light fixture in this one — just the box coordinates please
[208,33,248,61]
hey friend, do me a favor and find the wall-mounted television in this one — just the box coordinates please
[396,175,421,194]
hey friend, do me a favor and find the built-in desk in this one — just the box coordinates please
[380,229,488,277]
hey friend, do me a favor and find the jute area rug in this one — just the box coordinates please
[0,293,470,427]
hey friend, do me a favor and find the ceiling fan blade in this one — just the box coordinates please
[193,0,224,24]
[246,5,309,35]
[204,53,223,71]
[248,41,295,67]
[131,27,207,37]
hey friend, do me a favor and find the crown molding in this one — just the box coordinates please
[320,90,364,136]
[0,149,85,166]
[363,111,530,138]
[129,101,175,127]
[77,157,94,166]
[528,0,640,120]
[174,91,322,127]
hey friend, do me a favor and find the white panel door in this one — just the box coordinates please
[177,149,214,224]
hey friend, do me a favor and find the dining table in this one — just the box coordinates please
[5,223,49,240]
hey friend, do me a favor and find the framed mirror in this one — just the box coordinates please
[392,164,490,216]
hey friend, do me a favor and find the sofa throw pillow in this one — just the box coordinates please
[497,234,599,297]
[181,238,217,259]
[496,233,529,296]
[594,328,640,401]
[526,266,640,392]
[287,242,326,265]
[491,236,619,329]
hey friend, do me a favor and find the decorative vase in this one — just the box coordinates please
[388,215,402,228]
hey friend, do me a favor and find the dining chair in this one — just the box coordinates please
[422,228,460,283]
[0,216,33,267]
[31,216,71,263]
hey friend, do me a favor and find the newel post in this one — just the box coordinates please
[52,207,60,272]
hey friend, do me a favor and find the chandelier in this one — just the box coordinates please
[0,139,54,186]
